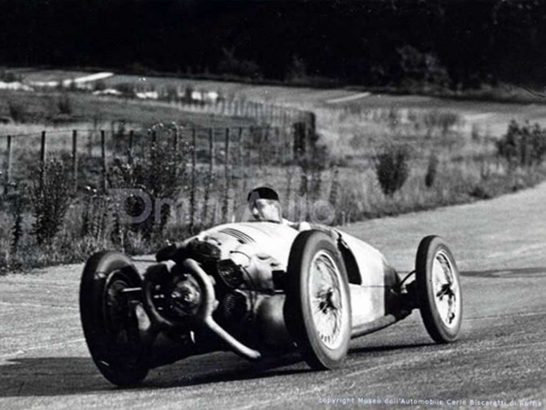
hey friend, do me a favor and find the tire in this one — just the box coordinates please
[285,231,352,370]
[80,251,150,386]
[415,236,463,343]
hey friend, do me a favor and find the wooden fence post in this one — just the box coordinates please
[128,129,134,164]
[238,127,247,200]
[274,126,281,164]
[189,128,197,234]
[4,135,12,194]
[269,104,275,124]
[202,128,215,225]
[87,130,93,157]
[40,131,46,185]
[262,126,269,173]
[173,127,180,180]
[223,128,230,221]
[244,128,252,195]
[173,126,179,154]
[72,130,78,193]
[101,130,107,192]
[257,127,263,170]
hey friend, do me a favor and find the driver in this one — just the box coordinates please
[247,186,283,223]
[247,186,310,231]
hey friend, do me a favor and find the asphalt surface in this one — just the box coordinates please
[1,183,546,409]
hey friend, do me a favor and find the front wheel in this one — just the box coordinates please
[285,231,352,370]
[80,251,150,386]
[415,236,463,343]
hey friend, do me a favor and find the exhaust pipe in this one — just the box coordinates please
[181,259,262,361]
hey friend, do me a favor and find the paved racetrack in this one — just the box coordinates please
[1,182,546,409]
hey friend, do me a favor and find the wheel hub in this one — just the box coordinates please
[432,251,460,328]
[309,250,346,350]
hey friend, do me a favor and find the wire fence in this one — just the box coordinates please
[2,120,316,184]
[0,115,329,231]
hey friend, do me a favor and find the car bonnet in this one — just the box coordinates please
[201,221,300,267]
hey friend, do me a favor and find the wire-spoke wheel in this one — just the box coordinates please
[285,231,351,370]
[416,236,463,343]
[309,250,347,350]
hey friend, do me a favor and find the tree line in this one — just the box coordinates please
[0,0,545,89]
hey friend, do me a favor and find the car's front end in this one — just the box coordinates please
[139,223,302,364]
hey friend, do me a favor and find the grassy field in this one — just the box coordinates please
[0,89,256,131]
[1,69,546,273]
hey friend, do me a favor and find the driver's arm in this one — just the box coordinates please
[283,219,311,231]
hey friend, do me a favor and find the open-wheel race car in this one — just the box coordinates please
[80,221,463,386]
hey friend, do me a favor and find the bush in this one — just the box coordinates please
[57,94,73,115]
[425,153,439,188]
[114,82,136,98]
[81,186,111,245]
[0,69,21,83]
[31,159,72,244]
[93,80,106,91]
[496,120,546,168]
[286,55,308,84]
[396,45,450,89]
[374,144,411,196]
[423,110,461,137]
[110,126,188,239]
[164,85,179,102]
[7,187,26,256]
[7,101,26,122]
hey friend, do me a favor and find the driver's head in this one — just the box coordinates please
[247,187,282,223]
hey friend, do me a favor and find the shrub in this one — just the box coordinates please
[471,123,481,141]
[374,144,411,196]
[286,55,308,84]
[114,82,136,98]
[7,187,26,256]
[57,94,73,115]
[182,85,194,103]
[425,153,439,188]
[110,126,188,239]
[438,112,461,136]
[31,159,72,244]
[164,85,179,102]
[93,80,106,91]
[7,101,26,122]
[81,186,111,245]
[496,120,546,167]
[0,69,21,83]
[396,45,450,89]
[423,110,461,137]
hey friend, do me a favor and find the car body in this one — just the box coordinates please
[80,220,463,386]
[187,221,400,330]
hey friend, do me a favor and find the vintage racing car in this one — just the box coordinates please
[79,221,463,386]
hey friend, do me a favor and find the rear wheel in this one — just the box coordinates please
[415,236,462,343]
[80,251,150,386]
[285,231,352,369]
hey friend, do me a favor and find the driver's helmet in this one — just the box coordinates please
[247,186,282,223]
